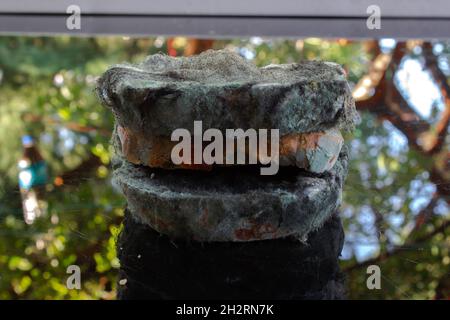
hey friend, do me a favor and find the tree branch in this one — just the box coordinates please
[343,219,450,272]
[421,42,450,154]
[56,154,102,187]
[23,113,111,137]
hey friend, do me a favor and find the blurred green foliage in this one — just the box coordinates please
[0,36,448,299]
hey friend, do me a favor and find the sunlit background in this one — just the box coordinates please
[0,36,449,299]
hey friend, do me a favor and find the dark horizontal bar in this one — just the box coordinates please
[1,0,449,18]
[2,13,450,20]
[0,14,449,39]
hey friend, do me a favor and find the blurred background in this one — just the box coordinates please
[0,36,449,299]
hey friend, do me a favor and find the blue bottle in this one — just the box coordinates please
[18,135,48,224]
